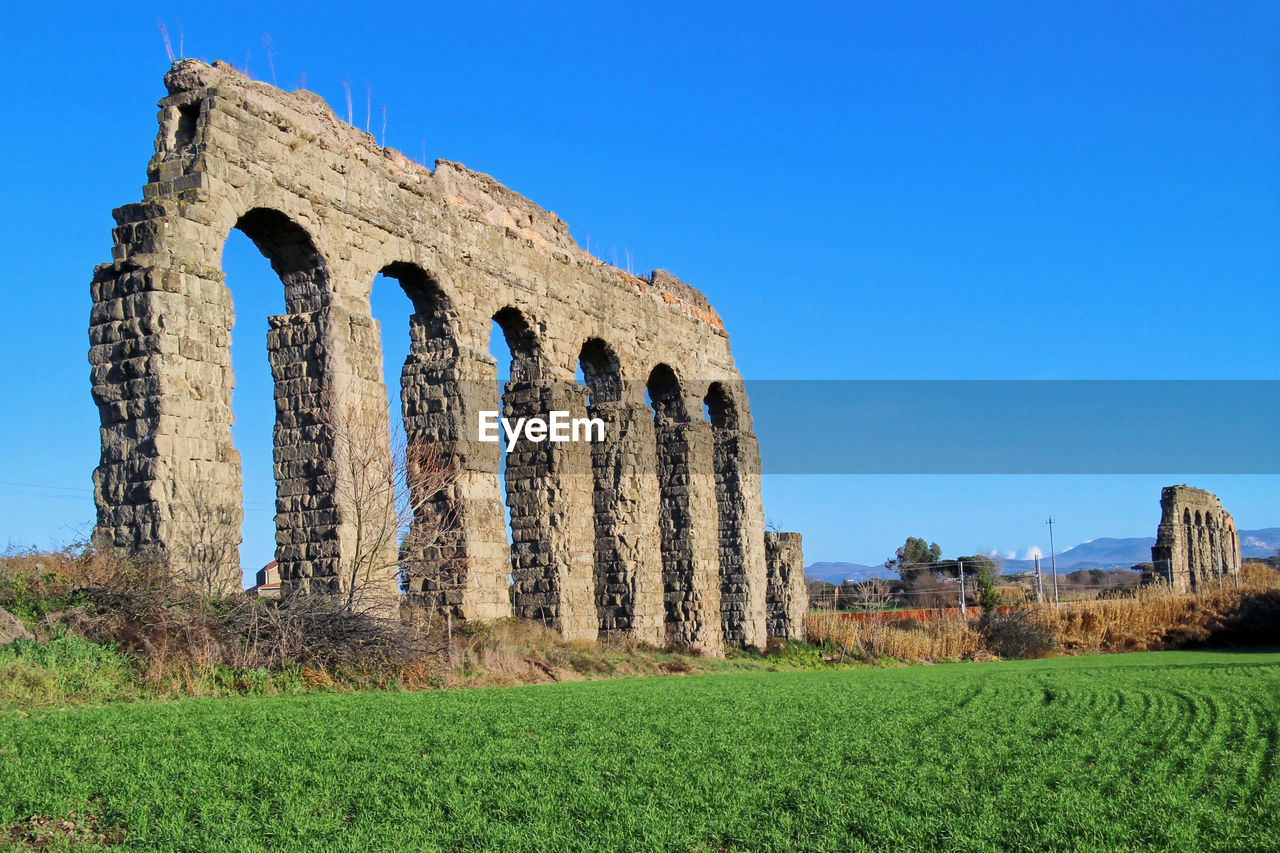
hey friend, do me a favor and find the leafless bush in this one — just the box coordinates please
[64,565,437,687]
[844,578,894,655]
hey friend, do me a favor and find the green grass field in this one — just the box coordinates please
[2,650,1278,851]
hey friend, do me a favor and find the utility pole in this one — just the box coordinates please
[958,559,966,617]
[1034,554,1044,604]
[1047,516,1060,605]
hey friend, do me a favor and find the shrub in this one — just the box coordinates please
[980,610,1057,659]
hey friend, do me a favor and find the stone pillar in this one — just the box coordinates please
[90,200,243,596]
[765,531,806,641]
[655,418,722,654]
[507,380,597,641]
[712,427,768,649]
[1206,522,1219,584]
[400,345,512,621]
[588,400,665,645]
[266,309,344,595]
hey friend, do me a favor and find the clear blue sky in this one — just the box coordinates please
[1,1,1277,578]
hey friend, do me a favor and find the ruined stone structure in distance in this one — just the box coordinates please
[89,60,804,652]
[1150,485,1241,592]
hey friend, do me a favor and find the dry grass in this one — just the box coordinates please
[0,546,772,704]
[1027,564,1280,654]
[433,619,721,689]
[7,543,1278,702]
[807,612,981,663]
[808,563,1280,662]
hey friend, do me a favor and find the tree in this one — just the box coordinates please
[169,477,243,603]
[847,577,893,612]
[956,554,999,584]
[885,537,942,581]
[950,554,1002,612]
[324,387,460,615]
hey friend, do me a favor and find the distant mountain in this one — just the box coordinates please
[1001,537,1156,573]
[804,562,894,585]
[807,528,1279,581]
[1240,528,1280,557]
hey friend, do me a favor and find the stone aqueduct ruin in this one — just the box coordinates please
[89,60,805,653]
[1151,486,1241,592]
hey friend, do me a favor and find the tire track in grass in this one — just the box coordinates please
[3,654,1280,850]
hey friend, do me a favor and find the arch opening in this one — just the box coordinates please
[370,262,461,599]
[578,338,621,406]
[233,208,329,315]
[704,382,739,431]
[647,364,688,424]
[380,262,456,347]
[492,307,541,382]
[217,209,332,594]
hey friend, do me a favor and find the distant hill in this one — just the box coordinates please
[804,562,893,585]
[1001,537,1157,573]
[1240,528,1280,557]
[807,528,1280,581]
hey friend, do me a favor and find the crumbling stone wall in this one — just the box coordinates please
[1150,485,1241,592]
[765,532,807,640]
[89,59,797,653]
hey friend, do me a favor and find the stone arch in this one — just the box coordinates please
[1153,486,1241,594]
[566,340,664,642]
[366,262,469,609]
[93,61,781,652]
[230,208,331,314]
[492,306,542,382]
[578,338,622,405]
[213,207,344,596]
[1194,510,1209,585]
[574,339,638,637]
[1181,507,1196,589]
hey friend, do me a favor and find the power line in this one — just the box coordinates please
[0,480,90,492]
